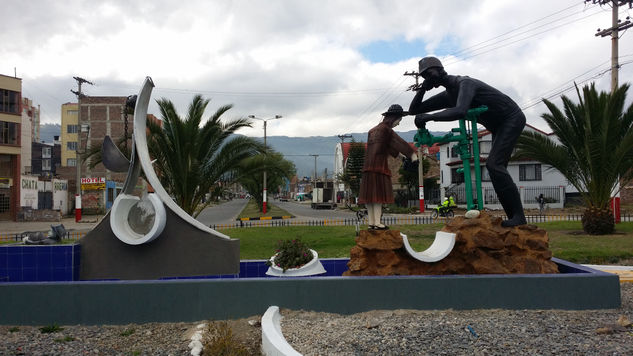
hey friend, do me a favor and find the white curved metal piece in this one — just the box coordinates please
[261,306,303,356]
[110,193,166,245]
[401,231,456,263]
[132,77,230,239]
[265,249,326,277]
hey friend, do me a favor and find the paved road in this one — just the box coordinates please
[195,198,250,226]
[272,200,358,220]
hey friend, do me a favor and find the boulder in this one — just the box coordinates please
[343,211,559,276]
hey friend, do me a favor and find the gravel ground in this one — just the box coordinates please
[1,285,631,355]
[282,283,633,356]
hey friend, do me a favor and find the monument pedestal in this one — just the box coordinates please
[80,207,240,280]
[344,211,559,276]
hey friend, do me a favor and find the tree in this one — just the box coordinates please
[514,83,633,234]
[236,151,296,211]
[338,140,365,199]
[146,95,265,217]
[397,157,437,207]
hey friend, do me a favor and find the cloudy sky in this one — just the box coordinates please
[3,0,632,138]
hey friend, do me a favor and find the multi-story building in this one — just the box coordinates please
[58,96,133,213]
[0,74,22,220]
[31,139,61,178]
[60,102,78,168]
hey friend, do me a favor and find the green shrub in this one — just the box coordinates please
[265,239,313,272]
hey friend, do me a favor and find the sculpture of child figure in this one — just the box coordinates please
[358,104,418,230]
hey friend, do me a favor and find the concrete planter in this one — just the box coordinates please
[266,249,326,277]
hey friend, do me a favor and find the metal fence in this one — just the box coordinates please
[523,186,562,204]
[210,213,633,230]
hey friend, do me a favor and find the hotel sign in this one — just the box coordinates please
[81,177,106,190]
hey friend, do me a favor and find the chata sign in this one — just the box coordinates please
[81,177,106,190]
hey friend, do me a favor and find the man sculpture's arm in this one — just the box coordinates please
[413,80,477,124]
[408,87,450,115]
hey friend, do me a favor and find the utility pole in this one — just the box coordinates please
[589,0,632,224]
[71,76,93,222]
[309,154,319,189]
[248,114,282,214]
[403,70,426,213]
[589,0,633,91]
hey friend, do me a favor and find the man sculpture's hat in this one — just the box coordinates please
[418,56,443,75]
[382,104,408,117]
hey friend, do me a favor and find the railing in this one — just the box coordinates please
[210,213,633,230]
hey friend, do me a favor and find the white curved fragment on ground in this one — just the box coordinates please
[401,231,456,263]
[188,323,207,356]
[261,306,302,356]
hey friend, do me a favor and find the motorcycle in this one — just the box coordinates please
[431,204,455,219]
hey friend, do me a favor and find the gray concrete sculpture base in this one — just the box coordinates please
[80,207,240,280]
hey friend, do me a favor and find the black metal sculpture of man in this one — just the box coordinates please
[409,56,527,227]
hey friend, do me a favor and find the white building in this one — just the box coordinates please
[438,124,577,210]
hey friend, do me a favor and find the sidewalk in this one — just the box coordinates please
[0,215,104,235]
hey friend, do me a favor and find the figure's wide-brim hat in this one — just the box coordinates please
[382,104,408,116]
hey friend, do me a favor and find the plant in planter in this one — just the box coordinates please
[265,239,326,277]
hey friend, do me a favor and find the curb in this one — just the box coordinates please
[261,306,302,356]
[237,216,293,221]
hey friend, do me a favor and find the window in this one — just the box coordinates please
[66,158,76,167]
[67,125,78,133]
[42,147,52,158]
[67,141,77,151]
[42,159,51,171]
[479,141,492,154]
[451,168,464,184]
[446,146,449,158]
[0,89,20,114]
[66,110,78,116]
[0,121,18,145]
[519,164,542,181]
[450,145,459,158]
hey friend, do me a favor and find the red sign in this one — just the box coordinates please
[81,177,105,184]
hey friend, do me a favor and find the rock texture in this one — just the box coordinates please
[344,211,559,276]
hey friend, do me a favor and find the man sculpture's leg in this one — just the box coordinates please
[486,116,527,227]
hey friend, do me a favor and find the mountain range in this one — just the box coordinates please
[36,124,442,178]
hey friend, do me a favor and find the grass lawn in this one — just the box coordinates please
[222,221,633,264]
[237,200,293,219]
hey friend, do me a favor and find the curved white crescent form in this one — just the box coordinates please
[401,231,456,263]
[132,77,230,240]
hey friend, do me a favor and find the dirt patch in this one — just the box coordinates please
[203,316,262,355]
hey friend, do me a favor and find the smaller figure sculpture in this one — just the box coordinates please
[359,104,418,230]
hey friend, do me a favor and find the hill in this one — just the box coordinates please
[40,123,61,143]
[265,129,444,178]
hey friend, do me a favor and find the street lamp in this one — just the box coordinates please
[248,114,282,214]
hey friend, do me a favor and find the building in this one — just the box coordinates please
[437,124,578,210]
[60,102,78,168]
[31,139,61,178]
[20,97,41,173]
[0,74,22,220]
[58,96,134,213]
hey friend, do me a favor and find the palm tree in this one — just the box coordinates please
[146,95,264,217]
[514,83,633,234]
[236,151,296,211]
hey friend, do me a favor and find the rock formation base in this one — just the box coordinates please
[343,211,559,276]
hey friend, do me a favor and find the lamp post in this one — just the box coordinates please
[248,114,282,214]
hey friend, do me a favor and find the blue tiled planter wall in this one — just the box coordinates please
[0,244,80,282]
